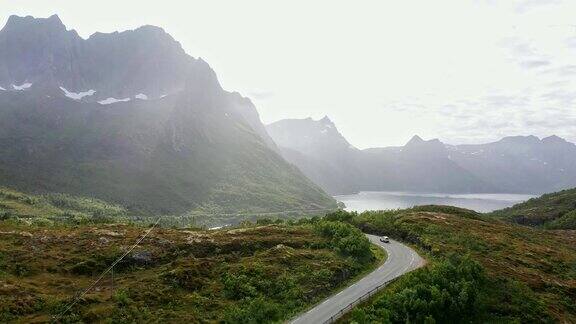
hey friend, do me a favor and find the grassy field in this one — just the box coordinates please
[0,218,380,323]
[327,207,576,323]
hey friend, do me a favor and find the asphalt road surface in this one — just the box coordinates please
[290,234,425,324]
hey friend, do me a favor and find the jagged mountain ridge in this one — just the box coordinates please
[0,15,336,219]
[267,117,576,195]
[0,14,197,99]
[447,135,576,193]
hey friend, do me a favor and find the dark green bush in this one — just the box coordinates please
[314,221,373,260]
[223,297,282,324]
[324,209,357,223]
[223,273,258,299]
[350,256,484,323]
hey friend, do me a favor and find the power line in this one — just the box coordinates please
[53,216,162,322]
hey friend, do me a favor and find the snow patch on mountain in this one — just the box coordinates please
[12,83,32,90]
[60,87,96,100]
[0,86,5,91]
[135,93,148,100]
[98,97,131,105]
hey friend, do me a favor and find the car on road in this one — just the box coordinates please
[380,236,390,243]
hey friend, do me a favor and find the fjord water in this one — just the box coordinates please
[336,191,536,213]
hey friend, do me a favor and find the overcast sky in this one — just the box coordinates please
[2,0,576,148]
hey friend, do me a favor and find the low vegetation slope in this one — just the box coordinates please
[0,219,377,323]
[0,186,333,228]
[490,188,576,229]
[327,207,576,323]
[0,187,132,225]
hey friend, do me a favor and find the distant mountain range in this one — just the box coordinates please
[267,117,576,195]
[0,15,336,218]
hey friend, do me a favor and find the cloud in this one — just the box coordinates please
[428,86,576,145]
[505,40,539,57]
[483,94,531,108]
[540,89,576,106]
[544,64,576,77]
[514,0,562,13]
[564,36,576,48]
[501,38,552,69]
[519,59,551,69]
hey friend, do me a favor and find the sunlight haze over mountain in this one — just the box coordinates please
[3,0,576,148]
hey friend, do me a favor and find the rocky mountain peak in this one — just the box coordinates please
[0,14,221,101]
[402,135,447,160]
[2,14,68,35]
[406,135,425,146]
[267,117,356,156]
[542,135,568,145]
[320,115,333,123]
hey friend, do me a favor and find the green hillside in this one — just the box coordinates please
[0,186,336,228]
[328,207,576,323]
[489,188,576,229]
[0,90,336,225]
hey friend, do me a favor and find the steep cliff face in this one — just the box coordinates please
[267,117,362,195]
[0,15,336,218]
[0,14,215,99]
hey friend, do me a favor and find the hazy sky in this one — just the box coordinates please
[2,0,576,148]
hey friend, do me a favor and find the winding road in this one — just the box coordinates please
[290,234,425,324]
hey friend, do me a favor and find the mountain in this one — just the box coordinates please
[448,135,576,193]
[0,15,336,221]
[360,135,492,193]
[267,118,491,194]
[489,187,576,229]
[268,117,576,195]
[266,117,362,195]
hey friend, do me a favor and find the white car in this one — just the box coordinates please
[380,236,390,243]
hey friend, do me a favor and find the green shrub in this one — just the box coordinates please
[223,273,258,300]
[314,221,373,260]
[113,289,131,307]
[547,210,576,230]
[324,209,357,223]
[223,297,282,324]
[32,217,54,226]
[350,256,484,323]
